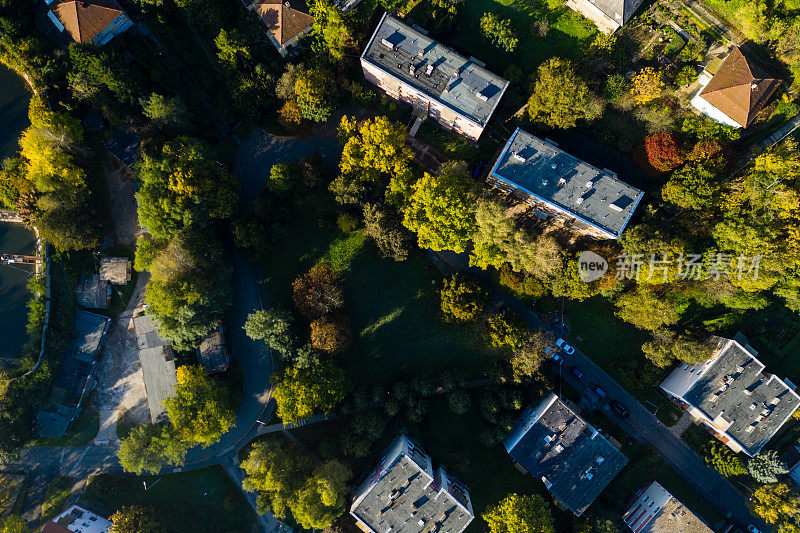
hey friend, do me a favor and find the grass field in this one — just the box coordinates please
[83,467,256,533]
[412,0,597,78]
[41,476,72,522]
[262,207,490,385]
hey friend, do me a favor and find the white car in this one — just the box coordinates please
[556,338,575,354]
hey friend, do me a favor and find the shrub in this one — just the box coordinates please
[336,212,358,233]
[674,65,698,86]
[630,67,664,105]
[704,442,747,477]
[604,74,629,101]
[748,450,789,483]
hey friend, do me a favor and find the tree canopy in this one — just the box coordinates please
[402,161,477,253]
[164,365,235,447]
[527,58,601,129]
[482,493,555,533]
[109,506,165,533]
[272,359,350,423]
[117,424,187,475]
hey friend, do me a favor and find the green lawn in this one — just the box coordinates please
[542,296,681,425]
[83,467,257,533]
[411,0,597,78]
[41,476,73,522]
[262,208,491,385]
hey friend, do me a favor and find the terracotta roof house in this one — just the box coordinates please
[691,46,782,128]
[249,0,314,57]
[48,0,133,46]
[565,0,645,34]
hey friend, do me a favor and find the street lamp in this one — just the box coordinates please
[143,477,162,491]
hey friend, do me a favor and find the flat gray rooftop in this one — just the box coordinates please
[490,129,643,238]
[684,342,800,455]
[133,314,177,422]
[352,456,472,533]
[506,394,627,516]
[362,14,508,127]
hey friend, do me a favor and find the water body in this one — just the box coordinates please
[0,62,35,359]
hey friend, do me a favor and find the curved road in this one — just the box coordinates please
[11,129,343,531]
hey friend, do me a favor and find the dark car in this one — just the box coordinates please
[592,385,608,399]
[611,400,630,417]
[570,366,585,380]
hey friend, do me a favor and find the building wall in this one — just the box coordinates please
[565,0,620,34]
[360,59,484,141]
[93,13,133,46]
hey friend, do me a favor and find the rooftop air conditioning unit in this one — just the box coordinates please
[426,64,434,76]
[381,38,395,50]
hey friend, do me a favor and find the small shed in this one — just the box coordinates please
[76,274,109,309]
[197,327,230,373]
[99,256,132,285]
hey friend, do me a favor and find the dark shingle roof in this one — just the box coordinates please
[588,0,646,25]
[490,128,642,238]
[505,394,627,516]
[362,13,509,128]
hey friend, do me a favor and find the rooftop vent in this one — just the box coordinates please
[586,181,593,188]
[558,178,566,186]
[586,472,594,480]
[541,179,549,187]
[555,444,564,453]
[750,403,757,410]
[735,365,745,373]
[551,163,558,170]
[543,434,554,444]
[597,456,605,464]
[381,38,396,50]
[576,198,584,205]
[409,64,417,75]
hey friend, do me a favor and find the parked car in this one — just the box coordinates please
[570,366,585,380]
[611,400,630,417]
[551,353,564,365]
[556,338,575,354]
[592,384,608,399]
[747,526,762,533]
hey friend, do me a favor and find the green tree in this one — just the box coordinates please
[268,163,301,195]
[117,425,187,475]
[749,483,800,529]
[748,450,789,483]
[244,308,295,358]
[485,311,529,351]
[527,58,601,129]
[642,330,713,368]
[164,365,235,447]
[291,461,352,529]
[630,67,664,104]
[510,329,554,383]
[483,493,555,533]
[661,164,719,210]
[615,287,680,331]
[362,203,412,261]
[241,439,313,518]
[109,506,165,533]
[145,232,233,350]
[440,274,487,322]
[272,359,350,423]
[214,29,251,68]
[135,137,239,241]
[403,161,476,253]
[471,198,562,277]
[140,93,187,128]
[703,442,747,478]
[479,12,518,52]
[448,389,471,414]
[0,516,28,533]
[295,67,333,122]
[310,0,353,59]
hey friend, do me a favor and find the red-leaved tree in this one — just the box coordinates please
[644,133,684,171]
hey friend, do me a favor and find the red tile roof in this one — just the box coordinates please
[252,0,314,45]
[52,0,126,43]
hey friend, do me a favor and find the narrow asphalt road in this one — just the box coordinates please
[429,250,763,530]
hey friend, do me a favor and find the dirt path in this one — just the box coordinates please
[103,156,140,248]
